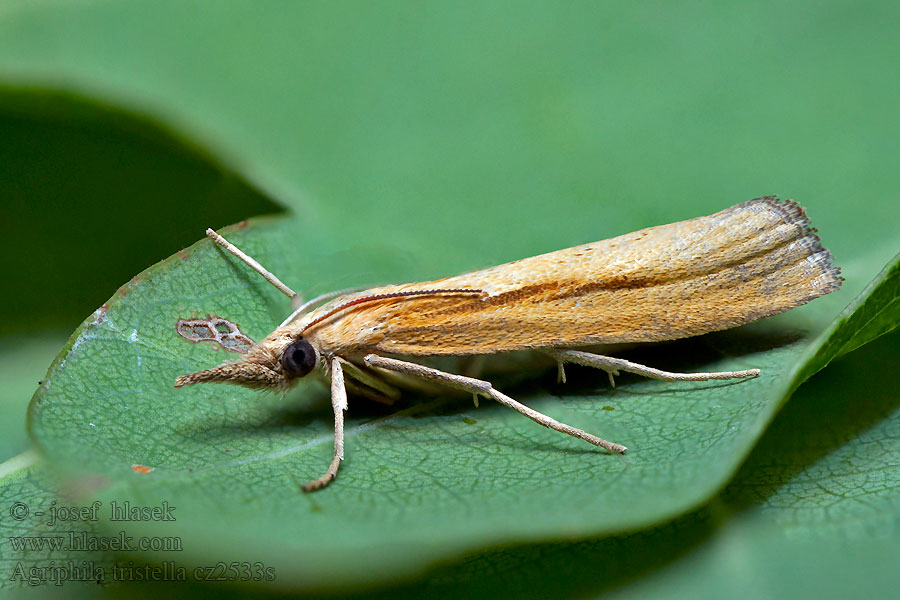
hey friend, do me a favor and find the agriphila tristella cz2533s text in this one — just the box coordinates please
[175,196,842,491]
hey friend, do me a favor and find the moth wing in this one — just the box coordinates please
[308,197,842,356]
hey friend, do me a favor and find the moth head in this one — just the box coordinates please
[173,329,322,390]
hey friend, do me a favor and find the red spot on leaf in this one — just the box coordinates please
[131,464,154,474]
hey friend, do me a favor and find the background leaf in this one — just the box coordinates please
[799,251,900,379]
[23,220,900,590]
[0,89,280,338]
[357,328,900,600]
[0,90,279,466]
[1,0,898,269]
[0,332,67,460]
[0,453,118,591]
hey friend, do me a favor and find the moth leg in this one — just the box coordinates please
[337,356,400,406]
[543,348,760,386]
[364,354,627,454]
[556,361,568,384]
[290,293,306,312]
[552,353,616,386]
[301,357,348,492]
[458,355,487,379]
[454,357,485,406]
[343,378,396,406]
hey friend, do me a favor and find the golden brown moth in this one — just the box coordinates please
[174,196,842,491]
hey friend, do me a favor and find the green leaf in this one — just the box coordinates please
[8,328,899,596]
[1,0,898,263]
[0,332,68,461]
[798,252,900,379]
[0,452,118,592]
[0,89,281,337]
[24,216,900,589]
[358,328,900,600]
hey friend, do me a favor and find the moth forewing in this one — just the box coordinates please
[295,197,841,357]
[175,196,842,491]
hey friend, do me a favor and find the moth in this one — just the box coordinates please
[175,196,842,491]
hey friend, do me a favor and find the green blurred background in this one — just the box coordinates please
[1,1,898,596]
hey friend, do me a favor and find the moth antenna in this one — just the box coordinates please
[279,286,372,328]
[206,228,297,298]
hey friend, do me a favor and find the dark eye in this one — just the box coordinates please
[281,339,317,378]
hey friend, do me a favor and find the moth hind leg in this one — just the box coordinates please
[363,354,627,454]
[543,348,759,386]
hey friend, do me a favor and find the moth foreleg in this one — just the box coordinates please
[301,357,348,492]
[543,348,760,387]
[337,356,400,405]
[364,354,627,454]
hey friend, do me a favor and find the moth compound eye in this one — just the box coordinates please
[282,339,317,378]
